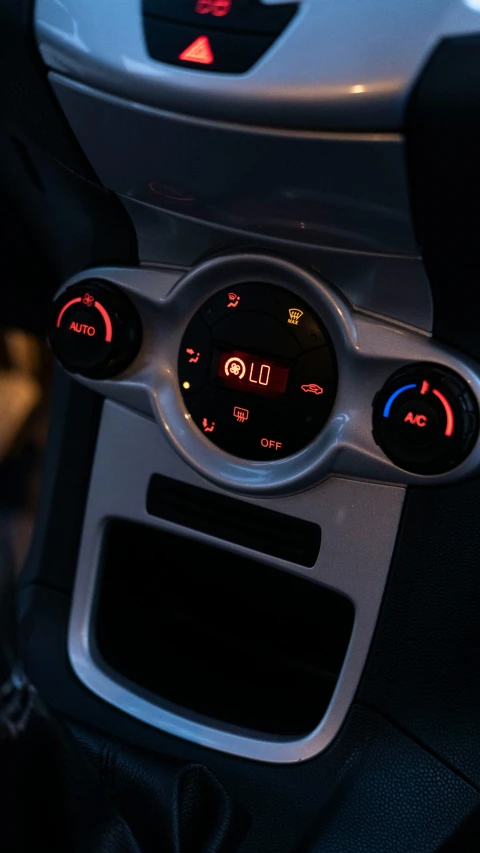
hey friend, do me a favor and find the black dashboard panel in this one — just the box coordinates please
[407,36,480,363]
[0,0,138,319]
[360,475,480,791]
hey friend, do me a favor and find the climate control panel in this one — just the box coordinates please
[179,284,337,459]
[47,257,480,493]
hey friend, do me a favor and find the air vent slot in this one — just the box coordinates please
[147,474,320,567]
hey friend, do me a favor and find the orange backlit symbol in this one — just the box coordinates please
[202,418,215,433]
[404,411,428,427]
[82,293,94,307]
[420,380,430,395]
[69,321,96,337]
[301,383,324,395]
[178,35,214,65]
[261,437,283,451]
[249,362,271,386]
[288,308,304,326]
[233,406,249,423]
[225,356,246,379]
[186,347,200,363]
[195,0,232,15]
[227,292,241,308]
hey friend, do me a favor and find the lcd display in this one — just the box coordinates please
[217,349,290,398]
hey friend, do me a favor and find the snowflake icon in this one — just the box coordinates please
[83,293,94,307]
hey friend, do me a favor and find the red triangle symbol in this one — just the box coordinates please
[178,35,214,65]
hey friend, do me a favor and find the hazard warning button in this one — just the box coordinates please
[178,35,214,65]
[143,18,274,73]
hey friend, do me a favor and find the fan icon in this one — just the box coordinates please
[82,293,94,307]
[224,357,246,379]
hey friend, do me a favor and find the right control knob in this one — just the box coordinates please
[372,364,478,474]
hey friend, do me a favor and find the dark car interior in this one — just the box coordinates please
[4,0,480,851]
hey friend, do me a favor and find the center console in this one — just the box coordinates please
[44,253,480,763]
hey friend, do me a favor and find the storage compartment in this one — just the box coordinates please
[94,520,354,737]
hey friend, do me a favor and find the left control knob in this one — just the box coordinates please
[49,282,142,378]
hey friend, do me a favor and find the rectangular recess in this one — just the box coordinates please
[95,520,353,737]
[147,473,321,567]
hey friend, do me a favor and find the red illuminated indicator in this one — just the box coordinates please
[261,438,283,451]
[56,297,82,327]
[227,292,240,308]
[224,356,246,379]
[249,362,270,386]
[195,0,232,15]
[57,296,112,342]
[69,322,96,337]
[202,418,215,433]
[420,380,430,395]
[432,389,455,436]
[404,411,428,427]
[186,348,201,363]
[94,301,113,342]
[233,406,249,423]
[218,350,290,399]
[301,383,324,395]
[178,35,214,65]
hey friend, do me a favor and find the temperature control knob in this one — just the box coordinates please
[372,364,478,474]
[49,282,142,379]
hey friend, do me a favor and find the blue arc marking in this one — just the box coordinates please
[383,384,417,418]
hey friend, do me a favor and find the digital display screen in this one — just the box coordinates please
[217,349,290,399]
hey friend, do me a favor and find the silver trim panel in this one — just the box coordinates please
[69,400,405,763]
[119,195,434,332]
[60,255,480,496]
[36,0,480,129]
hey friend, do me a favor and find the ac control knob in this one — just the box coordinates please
[49,282,142,379]
[372,364,478,474]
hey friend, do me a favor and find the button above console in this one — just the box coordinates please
[143,17,275,72]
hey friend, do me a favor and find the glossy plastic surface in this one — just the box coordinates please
[36,0,480,129]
